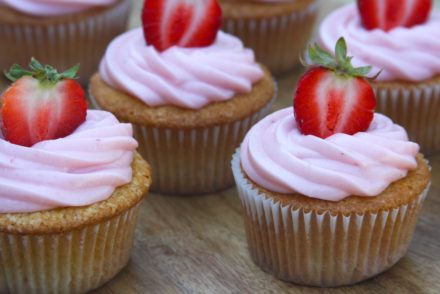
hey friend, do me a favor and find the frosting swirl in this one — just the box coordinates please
[318,4,440,82]
[0,0,117,16]
[99,28,264,109]
[0,110,138,213]
[240,108,419,201]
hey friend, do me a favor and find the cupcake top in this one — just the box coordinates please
[240,108,418,201]
[0,110,138,213]
[240,37,419,201]
[318,4,440,82]
[0,59,138,213]
[99,0,263,110]
[100,29,263,109]
[0,0,118,16]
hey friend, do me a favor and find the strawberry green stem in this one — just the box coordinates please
[5,58,79,86]
[303,37,381,80]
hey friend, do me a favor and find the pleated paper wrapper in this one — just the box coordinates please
[222,0,319,75]
[231,151,430,287]
[0,0,130,85]
[374,80,440,155]
[0,203,141,294]
[133,99,274,195]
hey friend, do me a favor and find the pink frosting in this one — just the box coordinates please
[318,4,440,82]
[0,110,138,213]
[99,28,264,109]
[240,108,419,201]
[0,0,117,16]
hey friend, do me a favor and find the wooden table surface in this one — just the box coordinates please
[1,0,439,293]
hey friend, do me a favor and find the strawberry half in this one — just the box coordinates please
[357,0,432,31]
[1,58,87,147]
[293,38,378,139]
[142,0,222,51]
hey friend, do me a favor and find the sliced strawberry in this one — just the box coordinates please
[357,0,432,31]
[294,67,376,138]
[294,38,377,138]
[142,0,222,51]
[1,59,87,147]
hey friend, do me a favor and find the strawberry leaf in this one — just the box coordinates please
[4,64,33,82]
[61,64,80,80]
[29,58,44,72]
[335,37,348,65]
[308,44,336,68]
[44,65,59,81]
[352,66,373,77]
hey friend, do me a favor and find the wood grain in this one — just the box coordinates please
[1,0,439,293]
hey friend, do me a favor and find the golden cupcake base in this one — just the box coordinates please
[89,67,276,195]
[231,151,431,286]
[132,105,272,194]
[0,153,151,294]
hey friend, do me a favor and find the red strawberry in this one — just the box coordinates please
[294,38,377,138]
[142,0,222,51]
[357,0,432,31]
[1,58,87,147]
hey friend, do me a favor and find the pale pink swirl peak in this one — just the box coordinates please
[240,108,419,201]
[0,110,138,213]
[99,28,264,109]
[318,4,440,82]
[0,0,117,16]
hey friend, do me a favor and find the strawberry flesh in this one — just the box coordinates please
[357,0,432,31]
[294,67,376,138]
[142,0,222,51]
[1,76,87,147]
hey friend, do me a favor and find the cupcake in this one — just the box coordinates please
[219,0,320,75]
[89,0,276,195]
[318,1,440,154]
[231,38,431,286]
[0,60,152,293]
[0,0,131,85]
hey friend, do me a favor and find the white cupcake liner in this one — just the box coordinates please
[0,202,141,294]
[222,0,320,75]
[0,0,130,85]
[374,82,440,155]
[231,151,430,287]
